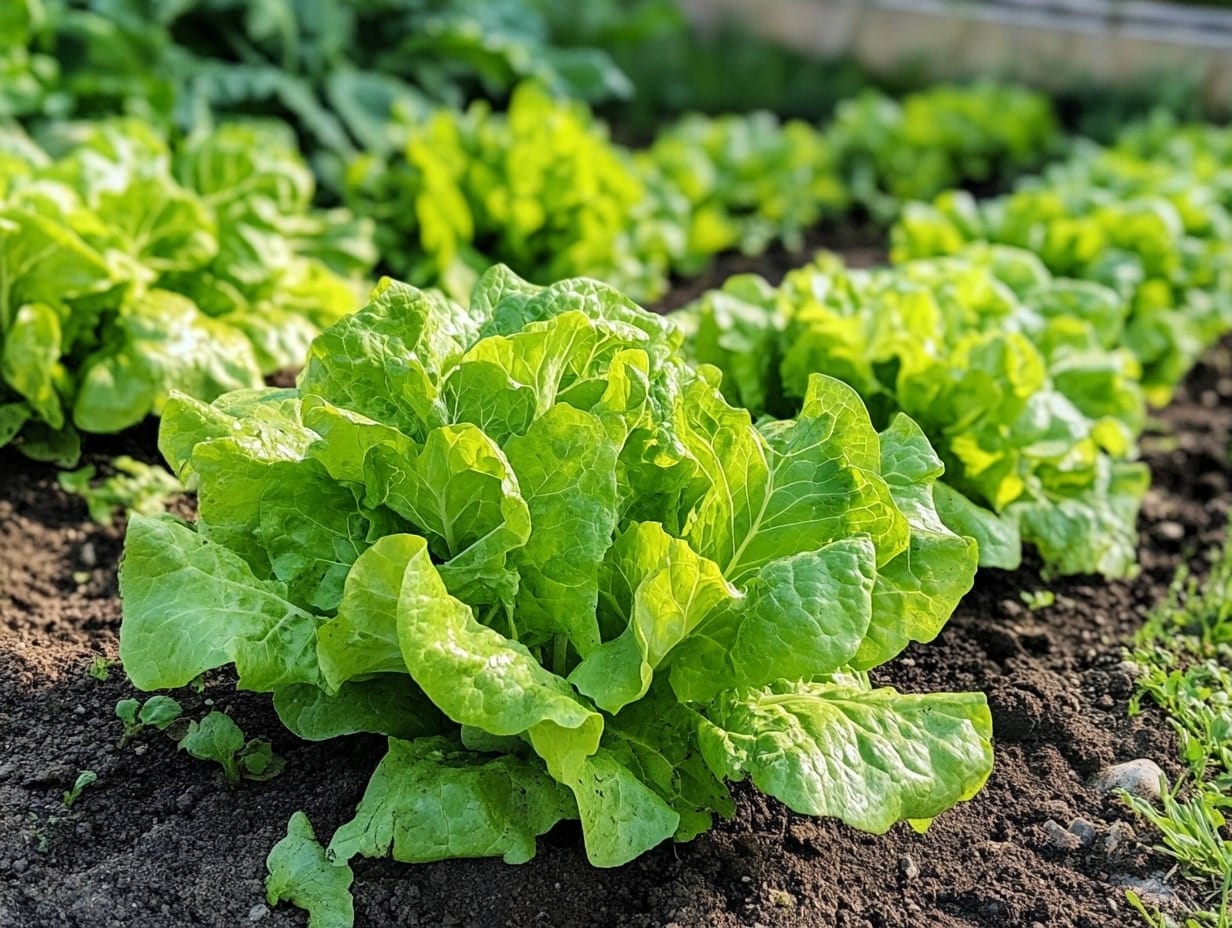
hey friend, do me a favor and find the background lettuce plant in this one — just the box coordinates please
[120,268,992,923]
[0,117,374,463]
[829,82,1061,222]
[892,118,1232,404]
[676,246,1149,577]
[345,83,656,301]
[637,110,848,276]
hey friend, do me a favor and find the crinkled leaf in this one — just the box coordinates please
[267,812,354,928]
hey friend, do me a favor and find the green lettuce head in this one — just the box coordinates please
[120,267,991,921]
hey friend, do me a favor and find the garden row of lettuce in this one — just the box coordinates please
[678,115,1232,580]
[0,81,1059,464]
[346,80,1058,303]
[119,266,995,927]
[895,112,1232,406]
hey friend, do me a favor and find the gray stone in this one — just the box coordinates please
[1092,759,1165,800]
[1067,818,1097,847]
[247,904,270,922]
[1041,819,1082,851]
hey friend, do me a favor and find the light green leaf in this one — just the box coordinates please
[699,680,993,833]
[299,278,474,439]
[503,404,619,654]
[119,515,321,692]
[933,481,1022,570]
[854,415,977,669]
[317,534,429,691]
[683,373,906,582]
[393,534,602,754]
[267,812,354,928]
[273,676,449,742]
[328,737,573,865]
[2,302,63,427]
[569,521,736,713]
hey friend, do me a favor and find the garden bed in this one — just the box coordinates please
[1,239,1229,926]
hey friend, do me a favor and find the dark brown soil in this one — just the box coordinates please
[2,325,1229,927]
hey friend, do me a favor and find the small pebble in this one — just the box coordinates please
[176,791,195,812]
[1097,694,1114,710]
[11,859,27,874]
[1041,819,1082,852]
[1103,821,1135,854]
[73,705,87,716]
[80,541,97,567]
[1068,818,1097,847]
[1157,521,1185,542]
[247,904,270,922]
[1092,759,1165,800]
[740,875,752,884]
[898,854,920,880]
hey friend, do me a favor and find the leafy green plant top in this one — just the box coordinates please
[119,267,992,923]
[638,111,847,277]
[179,711,284,786]
[675,245,1148,577]
[115,695,182,742]
[59,455,181,524]
[0,117,374,464]
[346,83,653,302]
[62,770,96,808]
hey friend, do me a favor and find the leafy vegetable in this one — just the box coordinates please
[892,120,1232,404]
[345,82,655,301]
[59,455,181,523]
[121,268,991,923]
[178,711,284,785]
[675,246,1149,577]
[62,770,96,808]
[829,82,1060,221]
[0,118,374,462]
[115,694,183,742]
[638,111,847,276]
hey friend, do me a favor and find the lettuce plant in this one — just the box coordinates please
[120,268,991,919]
[829,82,1059,222]
[638,111,847,276]
[0,118,374,463]
[676,246,1149,577]
[345,83,657,302]
[892,132,1232,404]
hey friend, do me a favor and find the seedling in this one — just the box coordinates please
[1020,590,1056,611]
[177,712,284,786]
[116,695,183,743]
[62,771,97,808]
[88,656,117,681]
